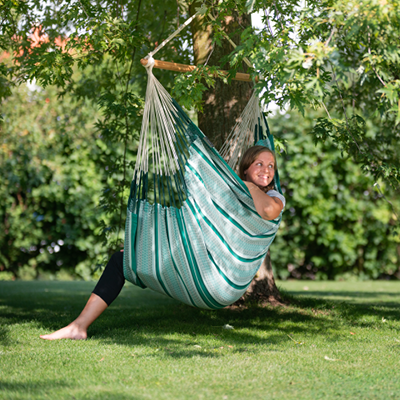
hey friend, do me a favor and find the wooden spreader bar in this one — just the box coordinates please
[140,58,254,82]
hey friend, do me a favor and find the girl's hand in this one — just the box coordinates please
[244,181,283,220]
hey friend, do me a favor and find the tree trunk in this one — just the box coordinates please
[189,2,252,149]
[189,2,284,306]
[238,251,285,307]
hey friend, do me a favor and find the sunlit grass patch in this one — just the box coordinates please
[1,280,400,399]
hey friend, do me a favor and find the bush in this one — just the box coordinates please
[270,110,400,280]
[0,83,110,279]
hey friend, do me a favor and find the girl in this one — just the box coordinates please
[40,146,284,340]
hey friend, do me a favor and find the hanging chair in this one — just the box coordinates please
[122,56,283,310]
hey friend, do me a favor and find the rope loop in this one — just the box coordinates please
[145,56,155,73]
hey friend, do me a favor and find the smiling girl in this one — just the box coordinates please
[239,146,285,220]
[40,145,284,341]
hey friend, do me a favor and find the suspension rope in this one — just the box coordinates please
[144,4,253,72]
[207,12,252,69]
[146,4,207,59]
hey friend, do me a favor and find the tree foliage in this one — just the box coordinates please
[270,109,400,280]
[174,0,400,188]
[0,84,108,279]
[1,0,193,254]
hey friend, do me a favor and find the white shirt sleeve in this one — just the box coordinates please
[267,190,286,208]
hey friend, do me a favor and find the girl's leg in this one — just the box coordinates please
[40,252,125,340]
[39,293,108,340]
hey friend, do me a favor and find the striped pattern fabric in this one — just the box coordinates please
[123,129,282,309]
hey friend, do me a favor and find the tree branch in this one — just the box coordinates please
[320,101,331,119]
[77,0,90,20]
[263,8,274,37]
[273,1,284,31]
[330,66,361,152]
[324,27,336,47]
[176,0,180,28]
[330,64,375,158]
[368,29,386,87]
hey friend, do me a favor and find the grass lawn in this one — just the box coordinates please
[1,280,400,400]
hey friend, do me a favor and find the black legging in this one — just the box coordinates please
[92,252,125,306]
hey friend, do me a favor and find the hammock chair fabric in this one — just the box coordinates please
[123,58,283,309]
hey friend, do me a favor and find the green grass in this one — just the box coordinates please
[1,280,400,400]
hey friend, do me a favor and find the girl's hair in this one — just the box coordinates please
[238,146,277,192]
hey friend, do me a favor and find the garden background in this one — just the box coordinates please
[1,0,399,282]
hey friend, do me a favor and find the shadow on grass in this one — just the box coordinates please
[287,289,400,303]
[0,380,141,400]
[0,379,69,394]
[0,281,399,357]
[0,326,10,346]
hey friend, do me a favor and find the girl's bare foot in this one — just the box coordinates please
[39,293,108,341]
[40,323,87,340]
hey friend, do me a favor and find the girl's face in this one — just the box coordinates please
[244,151,275,189]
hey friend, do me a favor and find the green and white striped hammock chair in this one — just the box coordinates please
[123,57,283,309]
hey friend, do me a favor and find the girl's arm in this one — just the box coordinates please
[244,181,283,220]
